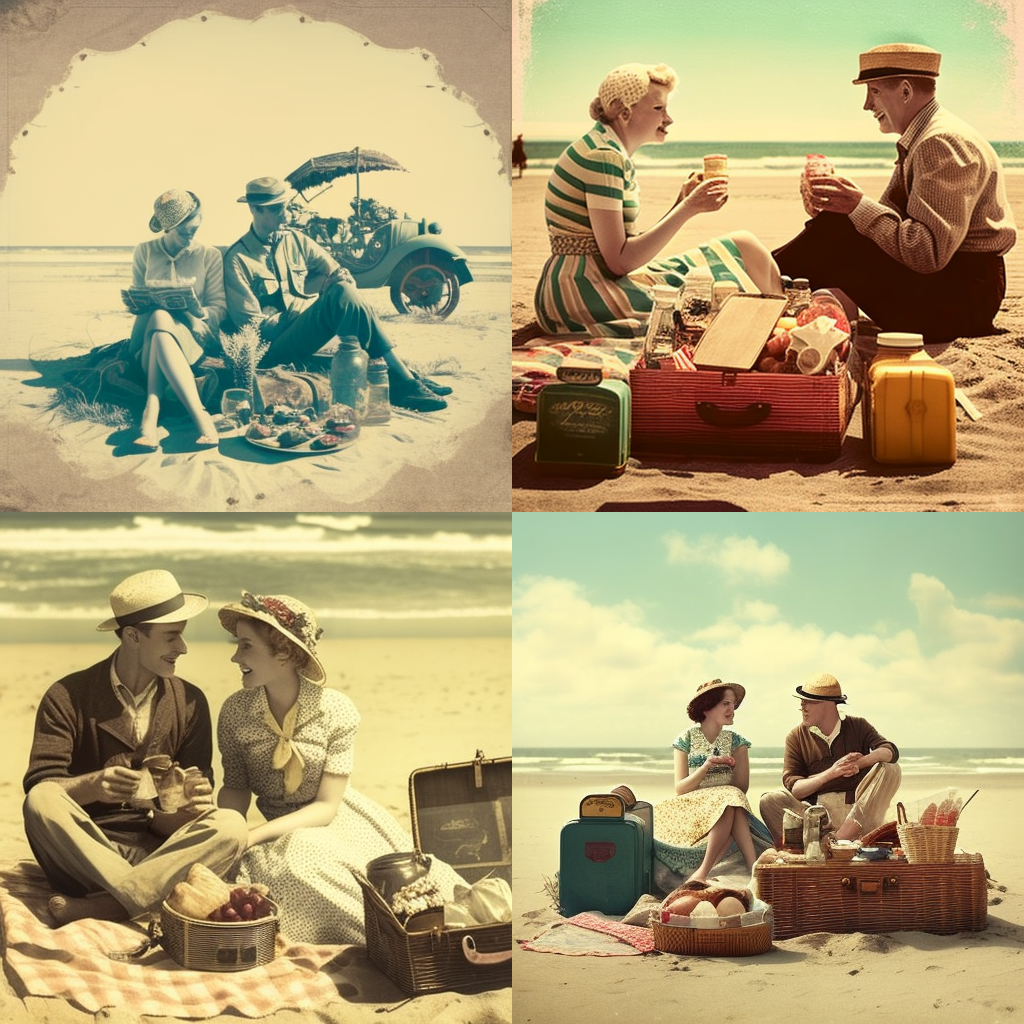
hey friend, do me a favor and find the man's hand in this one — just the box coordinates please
[807,175,863,216]
[830,752,863,779]
[181,774,215,814]
[97,766,143,803]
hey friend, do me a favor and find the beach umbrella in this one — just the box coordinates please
[285,148,408,203]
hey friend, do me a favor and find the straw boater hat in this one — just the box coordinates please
[597,62,678,115]
[237,176,288,206]
[97,569,208,631]
[852,43,941,85]
[148,189,200,233]
[218,592,326,683]
[794,672,848,704]
[686,678,746,719]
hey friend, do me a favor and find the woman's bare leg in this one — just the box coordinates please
[687,807,739,884]
[731,811,757,871]
[728,230,783,294]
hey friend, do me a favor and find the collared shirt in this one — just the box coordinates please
[849,98,1017,273]
[223,227,338,339]
[110,661,160,748]
[809,719,842,747]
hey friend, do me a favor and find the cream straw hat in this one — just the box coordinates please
[97,569,208,631]
[852,43,941,85]
[794,672,848,704]
[148,189,200,233]
[219,592,326,683]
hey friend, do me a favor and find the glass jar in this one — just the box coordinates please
[364,357,391,424]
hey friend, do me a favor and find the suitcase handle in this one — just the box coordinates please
[461,935,512,966]
[695,401,771,428]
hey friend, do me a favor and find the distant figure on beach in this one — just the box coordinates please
[222,176,451,412]
[759,673,902,847]
[22,570,246,926]
[533,61,781,338]
[512,133,527,178]
[215,590,462,943]
[653,680,773,888]
[773,43,1017,342]
[128,189,226,450]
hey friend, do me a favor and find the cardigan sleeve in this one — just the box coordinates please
[23,681,80,791]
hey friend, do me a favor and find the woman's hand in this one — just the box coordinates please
[676,171,703,204]
[681,175,729,216]
[705,754,736,769]
[185,312,214,346]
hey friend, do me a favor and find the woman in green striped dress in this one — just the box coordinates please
[534,63,782,338]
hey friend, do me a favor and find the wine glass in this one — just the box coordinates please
[220,388,252,432]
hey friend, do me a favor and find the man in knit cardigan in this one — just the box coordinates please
[23,570,247,926]
[759,673,902,847]
[773,43,1016,342]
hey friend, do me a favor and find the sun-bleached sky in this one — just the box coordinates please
[513,513,1024,750]
[516,0,1024,141]
[0,10,508,247]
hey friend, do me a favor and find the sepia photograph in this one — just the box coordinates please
[0,512,511,1022]
[511,0,1023,510]
[0,1,512,512]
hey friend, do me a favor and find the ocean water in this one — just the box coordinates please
[521,139,1024,175]
[0,514,511,642]
[513,747,1024,778]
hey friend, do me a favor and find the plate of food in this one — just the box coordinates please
[244,403,360,456]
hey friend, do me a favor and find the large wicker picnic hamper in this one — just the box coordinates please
[896,802,958,864]
[159,898,279,971]
[355,870,512,995]
[651,912,773,956]
[754,853,986,939]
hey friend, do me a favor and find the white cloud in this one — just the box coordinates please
[514,573,1024,749]
[663,533,790,583]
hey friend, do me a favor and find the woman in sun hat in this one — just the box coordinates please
[215,590,463,944]
[651,679,773,888]
[127,188,226,451]
[533,61,782,338]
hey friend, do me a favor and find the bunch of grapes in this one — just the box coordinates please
[207,886,274,922]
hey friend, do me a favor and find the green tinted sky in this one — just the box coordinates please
[517,0,1022,140]
[512,513,1024,748]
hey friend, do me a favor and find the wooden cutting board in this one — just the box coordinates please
[692,294,788,370]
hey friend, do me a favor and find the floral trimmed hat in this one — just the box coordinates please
[219,591,326,683]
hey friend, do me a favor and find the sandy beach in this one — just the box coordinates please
[513,766,1021,1024]
[0,636,511,1023]
[0,271,512,513]
[512,171,1024,509]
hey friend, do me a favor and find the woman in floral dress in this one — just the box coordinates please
[654,679,766,885]
[215,591,460,944]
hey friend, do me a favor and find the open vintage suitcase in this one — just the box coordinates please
[630,294,856,461]
[754,852,987,939]
[357,751,511,995]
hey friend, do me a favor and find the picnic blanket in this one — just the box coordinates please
[0,860,345,1017]
[519,911,656,956]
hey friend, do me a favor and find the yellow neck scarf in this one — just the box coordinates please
[264,702,305,795]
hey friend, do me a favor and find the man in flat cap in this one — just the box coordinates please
[773,43,1016,342]
[759,673,901,847]
[222,176,451,412]
[23,570,247,925]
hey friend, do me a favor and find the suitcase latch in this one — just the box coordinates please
[841,876,899,894]
[585,842,616,863]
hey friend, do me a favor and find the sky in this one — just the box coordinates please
[515,0,1024,141]
[0,10,508,247]
[512,513,1024,750]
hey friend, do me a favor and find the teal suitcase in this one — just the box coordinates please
[535,367,631,477]
[558,792,653,917]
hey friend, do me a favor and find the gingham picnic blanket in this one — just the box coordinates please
[0,860,344,1017]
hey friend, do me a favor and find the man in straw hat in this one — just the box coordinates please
[759,673,901,847]
[222,176,452,412]
[22,570,247,925]
[772,43,1016,342]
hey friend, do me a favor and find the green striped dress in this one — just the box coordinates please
[534,122,755,338]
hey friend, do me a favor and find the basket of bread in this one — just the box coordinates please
[651,883,773,956]
[161,863,279,971]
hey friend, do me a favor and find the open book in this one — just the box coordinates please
[122,285,203,318]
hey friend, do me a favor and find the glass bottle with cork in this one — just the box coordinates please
[330,336,369,421]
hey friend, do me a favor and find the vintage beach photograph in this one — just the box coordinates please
[0,513,511,1023]
[512,0,1023,509]
[513,511,1023,1023]
[0,1,511,511]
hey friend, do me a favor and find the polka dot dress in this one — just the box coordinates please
[217,680,460,944]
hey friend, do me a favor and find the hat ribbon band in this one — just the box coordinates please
[116,593,186,627]
[859,65,937,79]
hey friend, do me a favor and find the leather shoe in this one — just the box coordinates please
[392,379,448,412]
[414,372,453,396]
